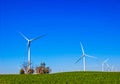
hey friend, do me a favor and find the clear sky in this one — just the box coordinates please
[0,0,120,74]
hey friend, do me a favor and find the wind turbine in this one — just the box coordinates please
[106,64,114,72]
[75,42,97,71]
[101,58,109,72]
[19,32,46,70]
[106,63,111,72]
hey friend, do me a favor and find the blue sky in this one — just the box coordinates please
[0,0,120,74]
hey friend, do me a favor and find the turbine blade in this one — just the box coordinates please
[19,32,29,41]
[85,54,97,59]
[80,42,85,55]
[30,34,47,41]
[103,58,109,64]
[106,64,110,67]
[75,56,84,64]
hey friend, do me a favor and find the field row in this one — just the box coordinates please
[0,72,120,84]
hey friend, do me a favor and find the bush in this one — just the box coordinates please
[20,68,25,74]
[27,68,34,74]
[36,63,51,74]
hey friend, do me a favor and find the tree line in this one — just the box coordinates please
[20,62,51,74]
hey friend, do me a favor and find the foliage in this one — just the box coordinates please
[19,68,25,74]
[27,68,34,74]
[35,63,51,74]
[0,72,120,84]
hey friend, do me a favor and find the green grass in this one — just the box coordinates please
[0,72,120,84]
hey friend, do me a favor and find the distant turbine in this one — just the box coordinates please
[106,64,114,72]
[19,32,46,70]
[102,58,109,72]
[75,42,97,71]
[106,63,111,72]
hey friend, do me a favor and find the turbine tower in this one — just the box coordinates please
[75,42,96,71]
[102,58,109,72]
[20,32,46,70]
[111,66,114,72]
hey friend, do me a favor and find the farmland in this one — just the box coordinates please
[0,72,120,84]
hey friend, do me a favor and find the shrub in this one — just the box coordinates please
[27,68,34,74]
[36,63,51,74]
[20,68,25,74]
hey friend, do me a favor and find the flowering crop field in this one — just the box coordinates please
[0,72,120,84]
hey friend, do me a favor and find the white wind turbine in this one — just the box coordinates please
[101,58,109,72]
[75,42,97,71]
[106,64,114,72]
[19,32,46,70]
[106,63,111,72]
